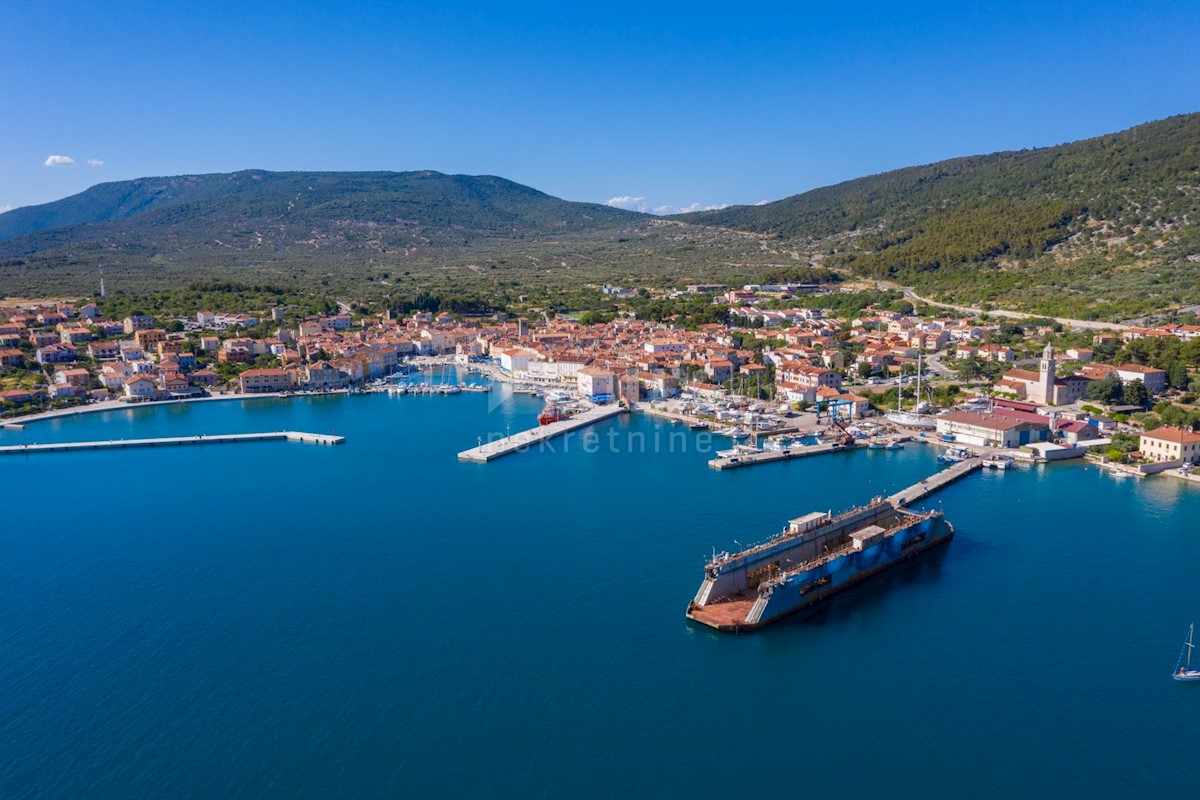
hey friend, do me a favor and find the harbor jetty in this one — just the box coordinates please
[708,441,856,470]
[887,457,982,507]
[0,430,344,456]
[458,404,625,463]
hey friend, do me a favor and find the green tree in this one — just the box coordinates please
[955,355,988,382]
[1086,373,1123,404]
[1168,362,1190,390]
[1123,378,1148,407]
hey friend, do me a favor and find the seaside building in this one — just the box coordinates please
[239,368,295,393]
[123,376,158,401]
[935,410,1050,448]
[577,367,616,401]
[1139,426,1200,464]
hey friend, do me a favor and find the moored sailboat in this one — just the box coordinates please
[1174,623,1200,681]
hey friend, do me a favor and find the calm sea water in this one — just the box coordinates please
[2,376,1198,798]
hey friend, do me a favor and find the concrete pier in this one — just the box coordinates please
[708,441,856,470]
[0,431,345,456]
[887,458,982,507]
[458,404,625,463]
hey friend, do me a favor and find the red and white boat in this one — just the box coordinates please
[538,405,571,425]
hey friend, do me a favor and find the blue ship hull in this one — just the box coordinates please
[687,503,954,632]
[753,516,952,628]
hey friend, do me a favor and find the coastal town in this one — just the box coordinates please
[3,282,1200,481]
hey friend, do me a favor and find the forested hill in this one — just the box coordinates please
[2,170,736,297]
[680,113,1200,239]
[0,170,640,243]
[679,113,1200,319]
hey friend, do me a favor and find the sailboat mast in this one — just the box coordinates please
[916,350,922,409]
[1189,624,1195,670]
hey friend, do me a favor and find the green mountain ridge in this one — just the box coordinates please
[2,113,1199,318]
[677,112,1200,318]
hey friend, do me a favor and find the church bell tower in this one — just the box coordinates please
[1038,343,1056,405]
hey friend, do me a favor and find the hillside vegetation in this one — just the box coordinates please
[2,113,1199,318]
[0,171,787,298]
[682,112,1200,318]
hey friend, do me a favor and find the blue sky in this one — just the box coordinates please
[2,0,1198,214]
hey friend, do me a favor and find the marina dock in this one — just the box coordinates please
[887,457,982,507]
[0,430,345,456]
[708,441,856,470]
[458,404,625,462]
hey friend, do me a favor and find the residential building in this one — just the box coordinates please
[1115,364,1168,395]
[1139,426,1200,464]
[123,376,158,401]
[123,314,154,333]
[239,368,294,393]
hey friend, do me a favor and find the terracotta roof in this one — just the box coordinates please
[938,410,1045,431]
[1142,426,1200,444]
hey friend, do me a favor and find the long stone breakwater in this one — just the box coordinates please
[0,431,345,456]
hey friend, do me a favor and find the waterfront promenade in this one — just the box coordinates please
[458,404,625,462]
[0,430,344,456]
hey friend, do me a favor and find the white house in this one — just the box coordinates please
[123,375,158,401]
[498,348,540,375]
[577,367,616,400]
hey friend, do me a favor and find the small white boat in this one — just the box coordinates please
[1175,623,1200,681]
[716,444,761,458]
[983,455,1014,470]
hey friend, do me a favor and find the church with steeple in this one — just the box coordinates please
[999,343,1090,406]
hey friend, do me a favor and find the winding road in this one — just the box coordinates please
[901,289,1128,332]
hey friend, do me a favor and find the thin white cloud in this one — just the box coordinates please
[87,159,105,167]
[755,199,769,206]
[605,196,650,213]
[662,202,730,214]
[44,155,76,167]
[0,204,13,214]
[607,195,729,215]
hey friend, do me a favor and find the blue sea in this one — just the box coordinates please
[2,375,1198,798]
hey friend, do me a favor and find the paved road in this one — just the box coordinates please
[902,289,1129,332]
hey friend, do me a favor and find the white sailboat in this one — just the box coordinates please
[1174,623,1200,681]
[886,351,937,429]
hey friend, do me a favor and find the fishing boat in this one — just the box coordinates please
[538,405,571,425]
[937,446,970,465]
[1174,623,1200,681]
[689,421,710,431]
[983,454,1014,470]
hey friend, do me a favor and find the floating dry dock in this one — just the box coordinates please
[458,404,625,463]
[0,431,344,456]
[687,460,981,632]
